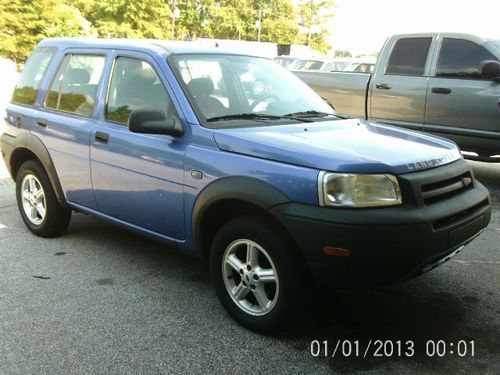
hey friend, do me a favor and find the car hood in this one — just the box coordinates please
[212,119,462,174]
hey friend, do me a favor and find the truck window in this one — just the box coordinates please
[385,38,432,76]
[45,54,105,117]
[12,47,56,106]
[436,38,497,79]
[106,57,173,124]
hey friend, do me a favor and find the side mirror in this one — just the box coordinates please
[128,110,183,137]
[479,60,500,82]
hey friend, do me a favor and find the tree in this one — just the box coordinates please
[73,0,172,39]
[173,0,214,40]
[258,0,299,44]
[43,2,93,38]
[297,0,334,49]
[0,0,93,62]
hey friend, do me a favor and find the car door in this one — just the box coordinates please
[424,37,500,156]
[90,52,187,240]
[369,36,434,131]
[34,50,107,208]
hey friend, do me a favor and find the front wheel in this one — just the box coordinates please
[210,215,309,333]
[15,160,71,237]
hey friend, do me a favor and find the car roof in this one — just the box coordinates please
[37,37,264,57]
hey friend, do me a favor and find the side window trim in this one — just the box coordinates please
[42,51,107,118]
[104,54,177,126]
[44,53,71,111]
[435,37,498,80]
[384,37,433,77]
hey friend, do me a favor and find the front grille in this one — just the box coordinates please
[421,172,473,205]
[432,198,488,231]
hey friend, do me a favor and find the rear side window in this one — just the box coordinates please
[386,38,432,76]
[45,54,105,117]
[436,38,498,79]
[106,57,173,124]
[12,48,56,105]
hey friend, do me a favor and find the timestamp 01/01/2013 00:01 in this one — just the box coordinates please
[310,339,476,358]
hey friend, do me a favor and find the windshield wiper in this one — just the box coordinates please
[207,113,284,122]
[283,110,337,118]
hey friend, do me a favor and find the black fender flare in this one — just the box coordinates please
[192,176,290,247]
[10,133,67,207]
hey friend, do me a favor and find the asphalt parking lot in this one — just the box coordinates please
[0,161,499,374]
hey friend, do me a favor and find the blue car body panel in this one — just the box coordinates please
[212,120,462,175]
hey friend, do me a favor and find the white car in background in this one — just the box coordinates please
[321,56,377,73]
[287,58,326,71]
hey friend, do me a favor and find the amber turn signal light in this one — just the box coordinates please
[323,246,351,257]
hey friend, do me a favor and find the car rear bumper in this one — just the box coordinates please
[270,164,491,288]
[0,132,15,178]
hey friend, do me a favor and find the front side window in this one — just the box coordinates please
[106,57,173,124]
[436,38,498,79]
[386,37,432,76]
[45,54,105,117]
[12,47,55,105]
[170,54,334,127]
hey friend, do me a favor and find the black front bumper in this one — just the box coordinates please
[270,161,491,288]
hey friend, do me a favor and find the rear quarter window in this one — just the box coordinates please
[12,47,56,106]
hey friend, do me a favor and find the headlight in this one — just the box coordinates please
[318,172,402,208]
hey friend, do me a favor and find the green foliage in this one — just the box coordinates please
[259,0,299,44]
[73,0,172,39]
[1,0,336,62]
[297,0,335,51]
[174,0,214,40]
[0,0,93,62]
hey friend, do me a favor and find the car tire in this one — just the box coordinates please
[15,160,71,238]
[210,215,310,334]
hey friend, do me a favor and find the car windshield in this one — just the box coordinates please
[169,54,335,128]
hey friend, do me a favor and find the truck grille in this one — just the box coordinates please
[421,172,473,205]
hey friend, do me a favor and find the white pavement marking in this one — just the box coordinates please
[452,260,500,265]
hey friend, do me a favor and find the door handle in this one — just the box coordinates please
[36,119,47,127]
[431,87,451,94]
[95,131,109,143]
[375,83,392,90]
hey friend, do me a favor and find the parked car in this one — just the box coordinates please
[287,58,325,71]
[295,33,500,162]
[320,57,376,73]
[1,38,491,333]
[320,58,352,72]
[273,56,298,69]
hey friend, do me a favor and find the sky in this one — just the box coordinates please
[325,0,500,55]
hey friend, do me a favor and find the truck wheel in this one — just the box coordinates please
[15,160,71,238]
[210,215,308,333]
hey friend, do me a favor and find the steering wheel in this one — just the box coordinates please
[249,94,280,111]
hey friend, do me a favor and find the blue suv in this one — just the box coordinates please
[1,39,491,332]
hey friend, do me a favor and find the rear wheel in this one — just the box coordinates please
[15,160,71,237]
[210,215,309,333]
